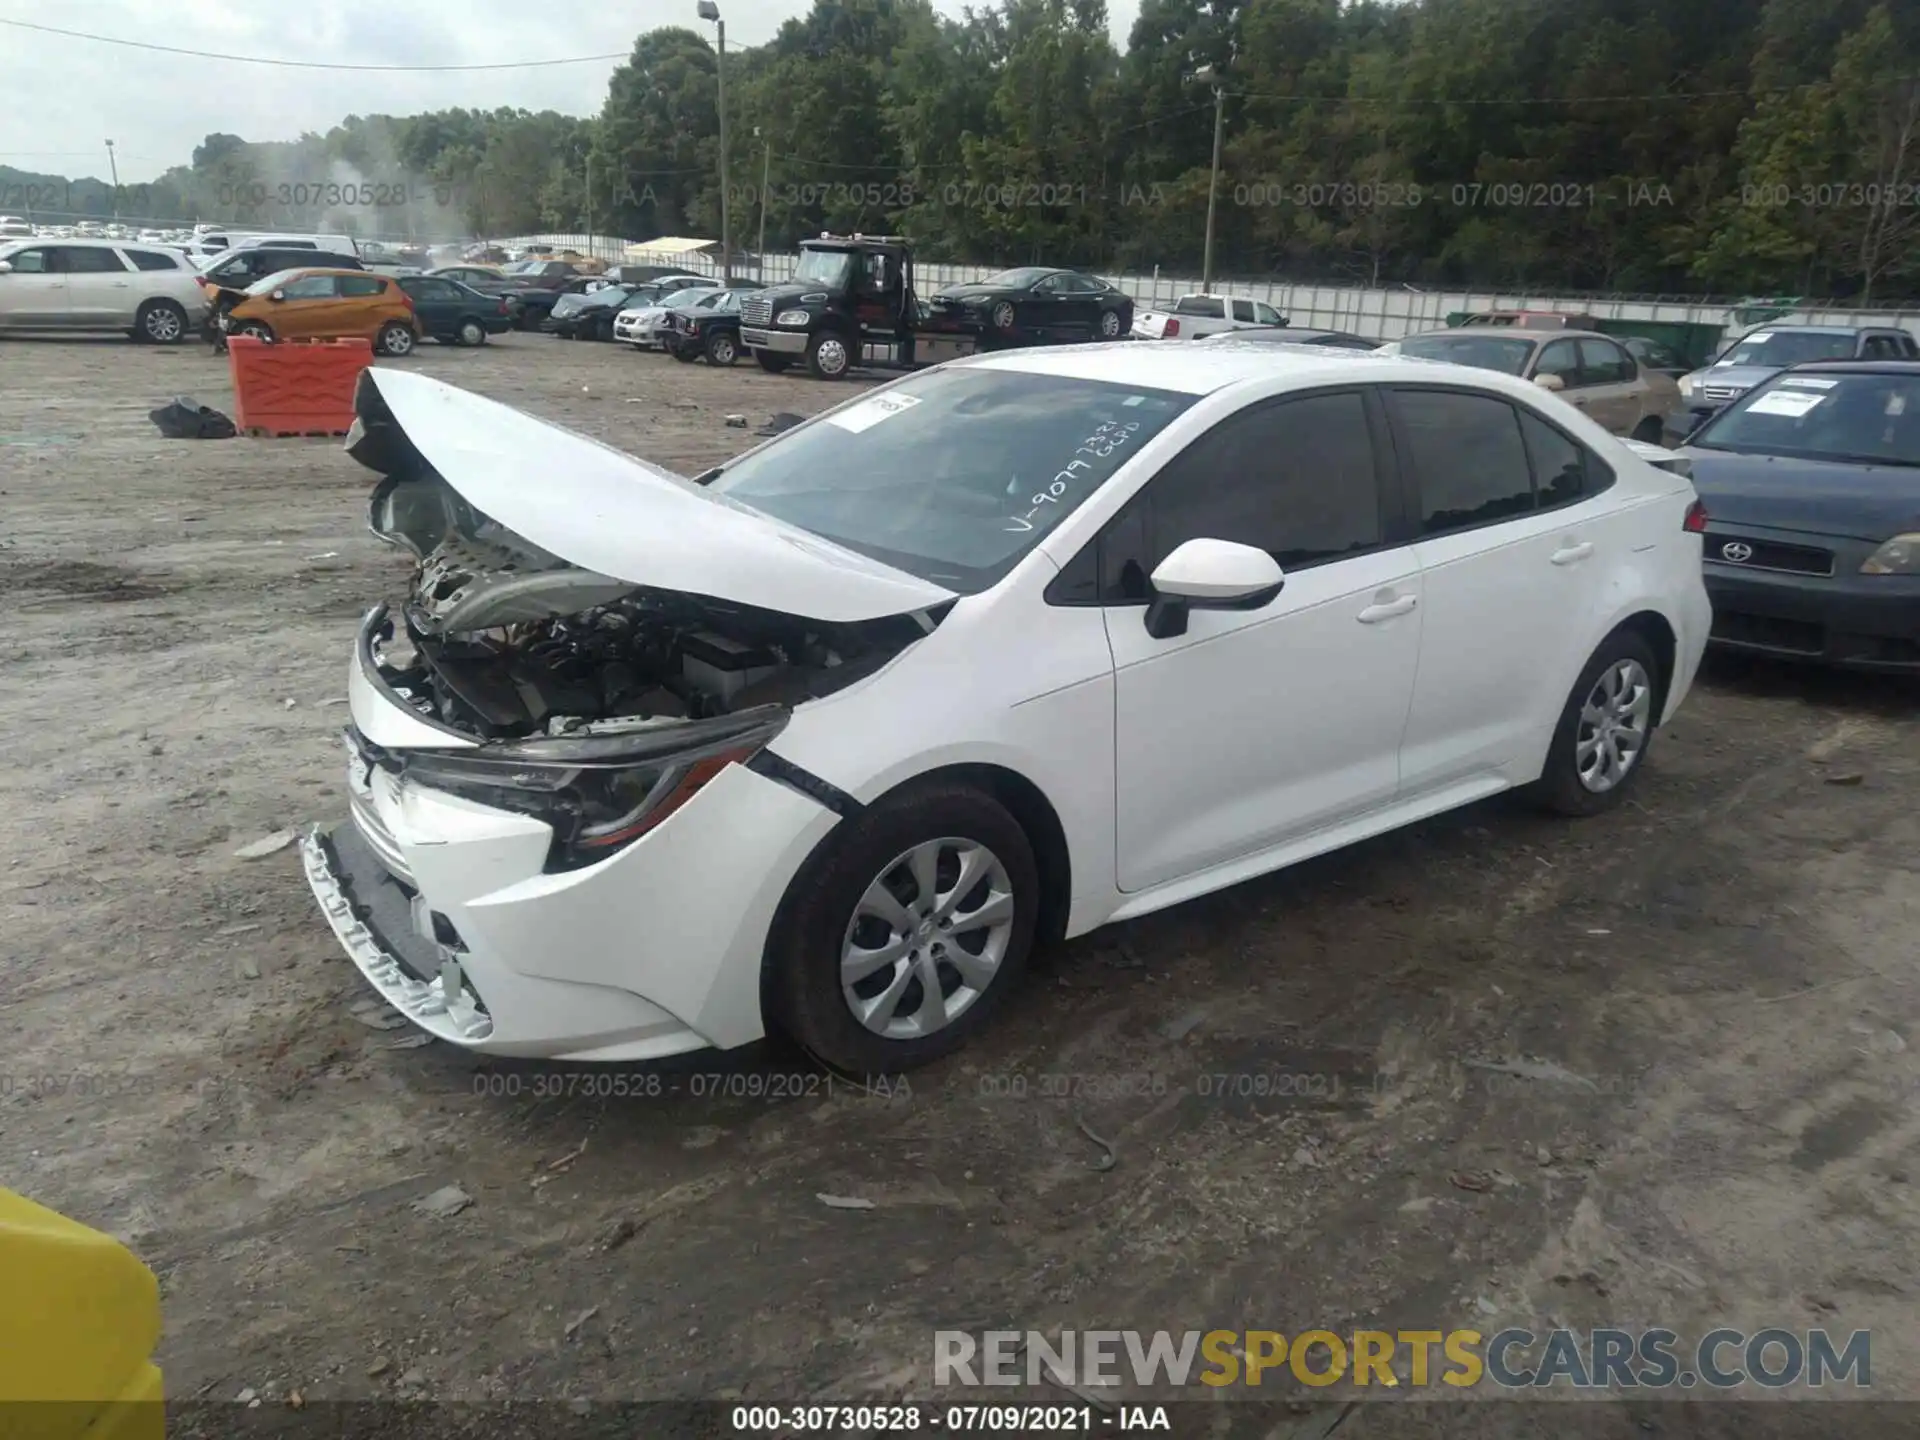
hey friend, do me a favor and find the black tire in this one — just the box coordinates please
[766,782,1041,1076]
[376,320,416,358]
[135,299,189,345]
[1631,416,1665,444]
[756,351,794,374]
[1529,629,1663,817]
[457,317,487,346]
[235,321,275,344]
[806,329,852,380]
[1097,308,1123,339]
[704,329,739,366]
[670,342,698,363]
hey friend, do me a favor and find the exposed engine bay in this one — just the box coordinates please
[346,374,935,742]
[380,581,928,742]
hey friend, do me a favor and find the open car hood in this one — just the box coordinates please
[346,369,956,625]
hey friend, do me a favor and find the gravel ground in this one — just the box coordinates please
[3,330,1918,1432]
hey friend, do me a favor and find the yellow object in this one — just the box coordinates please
[0,1188,164,1440]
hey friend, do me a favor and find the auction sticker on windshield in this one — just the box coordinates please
[828,392,922,434]
[1747,390,1827,418]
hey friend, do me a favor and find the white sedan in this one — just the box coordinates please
[306,344,1711,1073]
[612,286,719,348]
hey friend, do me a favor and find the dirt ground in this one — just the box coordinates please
[3,331,1919,1432]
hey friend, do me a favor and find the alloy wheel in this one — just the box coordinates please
[144,306,184,342]
[814,336,848,376]
[1575,658,1652,793]
[840,838,1016,1041]
[1100,310,1121,337]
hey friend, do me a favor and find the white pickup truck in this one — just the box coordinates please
[1131,292,1288,340]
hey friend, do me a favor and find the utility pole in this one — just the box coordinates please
[104,139,120,220]
[755,126,770,272]
[583,149,592,246]
[1191,65,1225,290]
[698,0,732,282]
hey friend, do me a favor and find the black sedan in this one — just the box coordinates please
[394,275,515,346]
[926,267,1133,346]
[1678,361,1920,671]
[545,282,639,341]
[1195,326,1381,351]
[512,274,611,331]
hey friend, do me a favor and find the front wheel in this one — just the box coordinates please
[670,342,698,363]
[705,329,739,366]
[376,321,416,357]
[1529,630,1662,816]
[235,321,274,343]
[766,782,1040,1075]
[806,330,851,380]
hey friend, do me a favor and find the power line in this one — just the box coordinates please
[0,18,629,71]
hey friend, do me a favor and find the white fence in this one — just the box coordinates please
[487,234,1920,340]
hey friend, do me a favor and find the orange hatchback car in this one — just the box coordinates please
[222,267,420,356]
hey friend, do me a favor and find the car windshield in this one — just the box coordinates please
[501,260,551,276]
[980,268,1055,288]
[793,249,854,287]
[1690,372,1920,467]
[1718,331,1856,367]
[663,288,713,310]
[1397,334,1536,376]
[706,367,1198,593]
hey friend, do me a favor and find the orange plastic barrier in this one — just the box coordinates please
[226,336,373,438]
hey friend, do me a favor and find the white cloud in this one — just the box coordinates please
[0,0,1142,186]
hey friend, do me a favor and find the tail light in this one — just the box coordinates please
[1163,317,1180,337]
[1683,499,1708,533]
[498,300,509,315]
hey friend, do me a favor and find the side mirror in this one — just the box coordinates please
[1144,539,1285,640]
[1533,372,1566,392]
[0,261,12,275]
[270,289,286,302]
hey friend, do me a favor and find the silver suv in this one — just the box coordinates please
[0,238,206,343]
[1678,325,1919,427]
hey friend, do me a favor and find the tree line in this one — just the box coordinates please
[7,0,1919,300]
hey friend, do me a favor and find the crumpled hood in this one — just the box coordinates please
[347,369,956,624]
[1676,448,1920,541]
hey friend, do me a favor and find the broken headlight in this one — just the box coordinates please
[400,705,788,871]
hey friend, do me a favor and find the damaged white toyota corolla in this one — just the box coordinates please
[308,344,1710,1073]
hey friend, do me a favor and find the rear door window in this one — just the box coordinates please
[339,275,387,298]
[59,246,129,274]
[127,249,180,271]
[1176,296,1225,319]
[1392,389,1536,536]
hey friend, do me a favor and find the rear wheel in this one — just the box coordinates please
[1631,415,1665,444]
[457,317,487,346]
[136,299,188,345]
[767,782,1040,1076]
[806,330,851,380]
[756,351,794,374]
[376,321,416,357]
[705,329,739,366]
[1098,308,1123,339]
[1530,630,1662,817]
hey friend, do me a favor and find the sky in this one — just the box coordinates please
[0,0,1144,187]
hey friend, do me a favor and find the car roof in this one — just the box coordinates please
[1787,359,1920,375]
[1737,324,1873,336]
[1401,327,1620,344]
[958,338,1557,398]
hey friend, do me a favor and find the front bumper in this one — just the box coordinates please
[1705,543,1920,671]
[305,627,844,1059]
[742,327,806,354]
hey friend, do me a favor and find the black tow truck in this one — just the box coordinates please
[739,233,985,380]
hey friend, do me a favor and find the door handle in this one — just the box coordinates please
[1357,594,1418,623]
[1551,541,1595,565]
